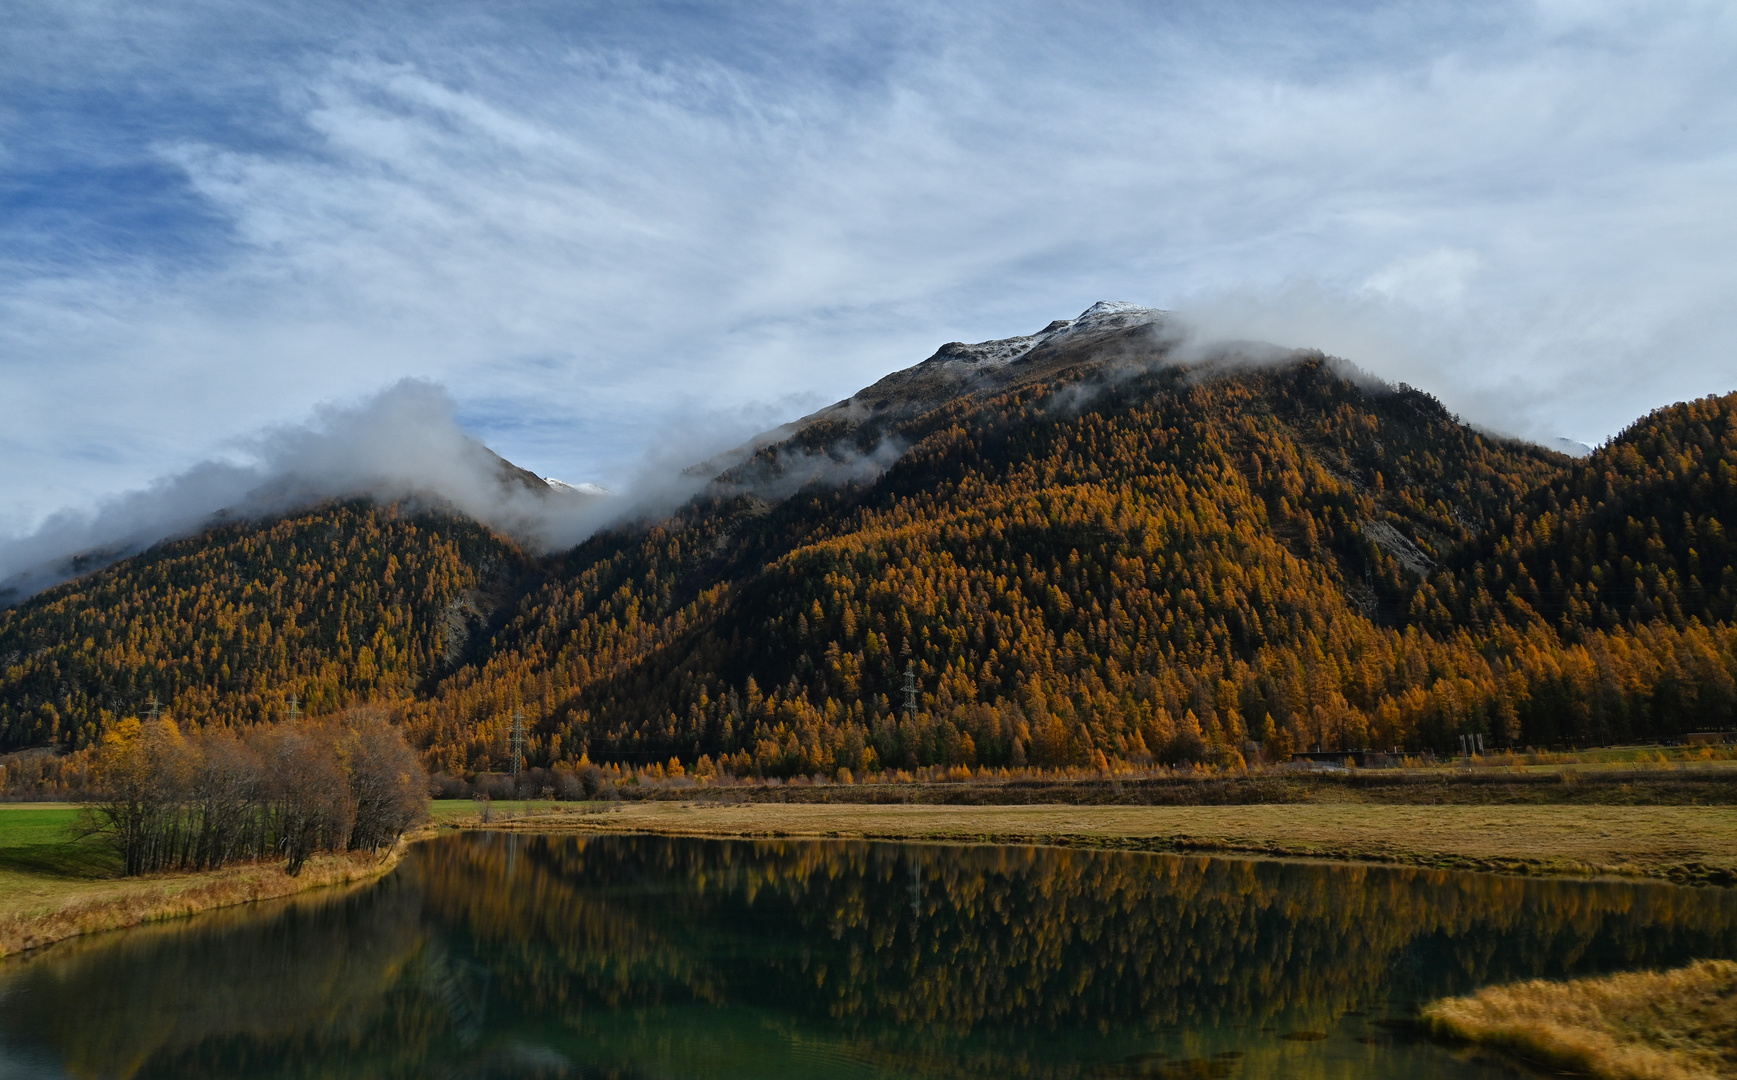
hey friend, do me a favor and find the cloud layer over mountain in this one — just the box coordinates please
[0,380,625,596]
[3,1,1733,534]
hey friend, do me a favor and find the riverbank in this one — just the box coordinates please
[1424,960,1737,1080]
[0,804,414,959]
[7,791,1734,960]
[437,800,1737,885]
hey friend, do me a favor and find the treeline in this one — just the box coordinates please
[89,710,429,876]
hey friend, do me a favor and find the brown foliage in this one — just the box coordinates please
[1424,959,1737,1079]
[9,350,1737,780]
[86,711,427,876]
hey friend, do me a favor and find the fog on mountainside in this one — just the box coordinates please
[0,303,1593,604]
[0,380,616,602]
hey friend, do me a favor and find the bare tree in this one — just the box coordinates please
[255,724,355,876]
[185,729,266,870]
[88,717,194,876]
[86,708,427,877]
[336,710,429,852]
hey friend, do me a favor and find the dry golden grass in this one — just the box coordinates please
[1423,960,1737,1080]
[0,843,409,959]
[454,801,1737,883]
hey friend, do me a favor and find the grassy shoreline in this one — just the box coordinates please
[1424,960,1737,1080]
[5,790,1734,960]
[0,802,415,960]
[433,799,1737,885]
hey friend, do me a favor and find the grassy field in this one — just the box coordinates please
[0,804,123,922]
[430,799,1737,884]
[1425,960,1737,1080]
[0,803,408,958]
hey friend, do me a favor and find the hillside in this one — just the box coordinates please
[0,503,533,750]
[403,313,1579,777]
[6,305,1737,776]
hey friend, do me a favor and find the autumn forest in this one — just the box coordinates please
[6,323,1737,781]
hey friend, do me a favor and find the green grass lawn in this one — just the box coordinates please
[0,805,114,880]
[0,803,128,923]
[430,798,581,823]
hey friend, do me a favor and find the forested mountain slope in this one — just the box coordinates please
[7,306,1737,774]
[1434,393,1737,632]
[403,331,1589,777]
[0,503,532,750]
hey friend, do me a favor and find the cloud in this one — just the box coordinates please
[1,0,1734,530]
[0,376,875,601]
[0,380,622,597]
[714,436,909,503]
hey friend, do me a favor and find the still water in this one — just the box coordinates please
[3,833,1737,1079]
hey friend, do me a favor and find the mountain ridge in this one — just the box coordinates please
[4,306,1735,775]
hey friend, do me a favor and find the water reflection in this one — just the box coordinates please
[3,835,1735,1079]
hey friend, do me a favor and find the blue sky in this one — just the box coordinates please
[3,0,1735,538]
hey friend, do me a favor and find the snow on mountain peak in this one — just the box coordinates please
[1078,300,1148,318]
[923,301,1167,369]
[543,477,614,497]
[1069,300,1165,331]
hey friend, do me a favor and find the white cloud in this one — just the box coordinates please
[0,0,1734,531]
[0,380,623,596]
[1363,249,1482,309]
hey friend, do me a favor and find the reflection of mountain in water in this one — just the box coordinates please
[3,835,1736,1079]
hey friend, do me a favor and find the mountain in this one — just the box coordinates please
[402,306,1576,775]
[0,420,598,607]
[0,501,535,749]
[5,304,1737,773]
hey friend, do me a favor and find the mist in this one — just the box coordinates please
[0,380,629,599]
[1169,281,1620,449]
[0,376,911,603]
[0,283,1654,603]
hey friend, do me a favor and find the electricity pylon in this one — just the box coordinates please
[510,708,526,782]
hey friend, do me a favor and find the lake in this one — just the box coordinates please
[3,833,1736,1079]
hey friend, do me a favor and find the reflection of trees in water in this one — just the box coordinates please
[2,836,1735,1079]
[0,871,434,1077]
[423,835,1737,1033]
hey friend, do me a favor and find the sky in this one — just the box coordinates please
[2,0,1735,543]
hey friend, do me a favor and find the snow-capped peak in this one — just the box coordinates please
[1068,300,1165,332]
[543,477,613,497]
[923,301,1167,369]
[1078,300,1148,318]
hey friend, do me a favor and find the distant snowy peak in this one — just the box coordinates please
[1073,300,1164,329]
[1546,438,1594,458]
[923,301,1167,369]
[543,477,613,497]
